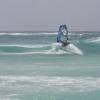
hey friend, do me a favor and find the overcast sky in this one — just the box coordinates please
[0,0,99,31]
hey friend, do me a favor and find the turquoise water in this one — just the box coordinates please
[0,32,100,100]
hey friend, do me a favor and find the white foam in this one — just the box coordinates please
[0,44,69,55]
[0,50,67,55]
[0,43,82,55]
[0,33,31,36]
[0,44,50,48]
[0,76,100,92]
[0,32,57,36]
[44,50,68,55]
[0,43,83,55]
[67,43,83,55]
[85,37,100,43]
[52,43,83,55]
[0,32,74,36]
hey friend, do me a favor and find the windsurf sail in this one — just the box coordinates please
[57,25,68,43]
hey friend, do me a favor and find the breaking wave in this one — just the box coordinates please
[0,32,80,36]
[85,37,100,44]
[0,44,69,55]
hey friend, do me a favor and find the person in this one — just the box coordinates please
[57,25,70,46]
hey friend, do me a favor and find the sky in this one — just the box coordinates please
[0,0,99,31]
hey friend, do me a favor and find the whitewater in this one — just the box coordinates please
[0,32,100,100]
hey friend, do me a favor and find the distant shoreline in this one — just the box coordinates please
[0,31,100,33]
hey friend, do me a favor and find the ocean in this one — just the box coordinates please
[0,32,100,100]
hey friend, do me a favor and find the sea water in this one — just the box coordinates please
[0,32,100,100]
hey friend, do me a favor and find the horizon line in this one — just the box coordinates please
[0,31,100,33]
